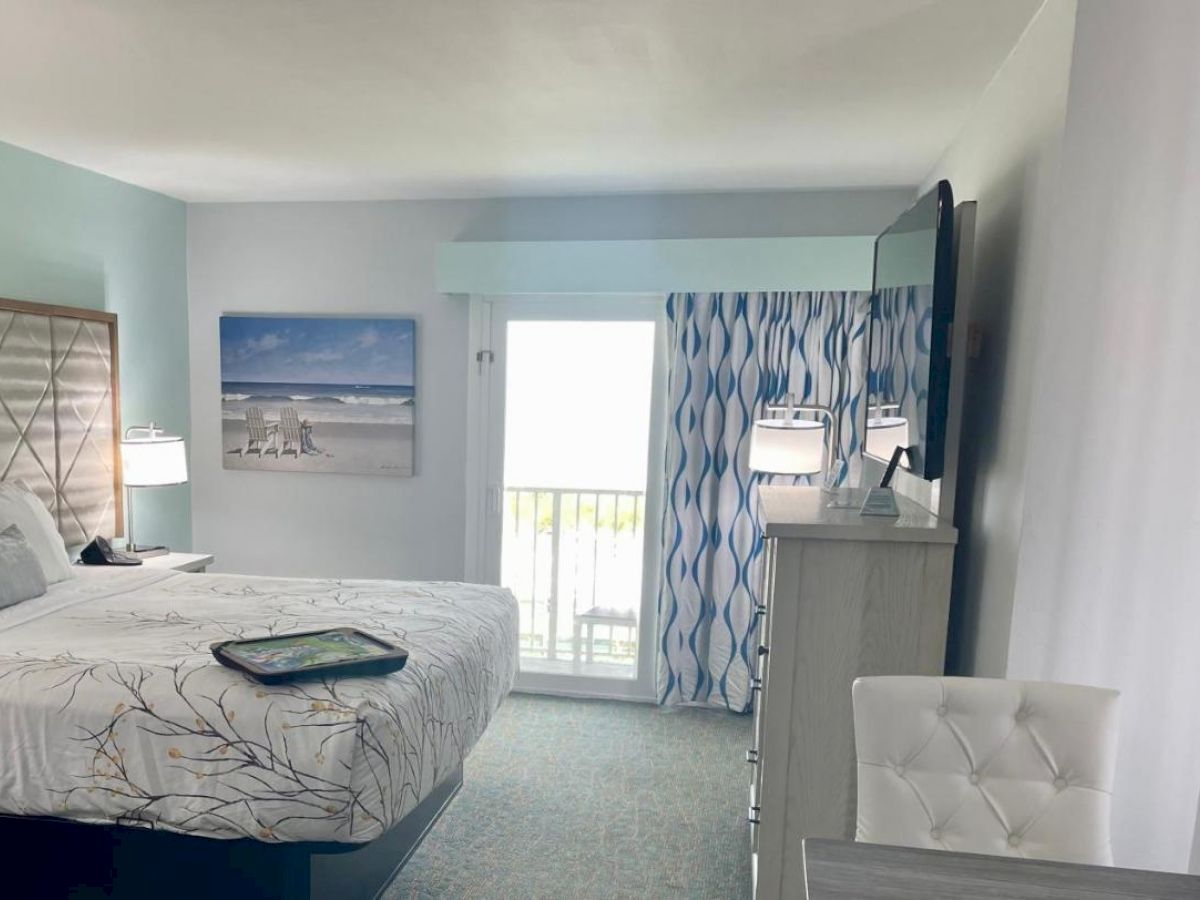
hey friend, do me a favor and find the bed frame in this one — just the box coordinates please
[0,767,461,900]
[0,298,459,898]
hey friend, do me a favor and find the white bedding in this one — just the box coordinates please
[0,568,518,843]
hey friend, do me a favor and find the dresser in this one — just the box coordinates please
[749,486,957,900]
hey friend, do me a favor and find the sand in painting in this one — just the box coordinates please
[222,419,414,476]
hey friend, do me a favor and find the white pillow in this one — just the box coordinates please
[0,483,75,584]
[0,524,49,608]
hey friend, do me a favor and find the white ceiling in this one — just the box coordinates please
[0,0,1043,202]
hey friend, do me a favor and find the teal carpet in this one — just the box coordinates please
[386,694,753,900]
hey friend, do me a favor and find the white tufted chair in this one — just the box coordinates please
[852,676,1120,865]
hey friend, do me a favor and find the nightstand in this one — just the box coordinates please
[138,551,214,574]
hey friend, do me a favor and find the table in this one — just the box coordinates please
[137,551,214,573]
[802,839,1200,900]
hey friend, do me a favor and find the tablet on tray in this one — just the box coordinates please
[211,628,408,684]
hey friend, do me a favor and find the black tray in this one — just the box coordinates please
[211,627,409,684]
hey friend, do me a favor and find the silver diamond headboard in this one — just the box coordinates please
[0,298,121,545]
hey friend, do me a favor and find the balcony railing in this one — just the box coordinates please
[501,486,646,668]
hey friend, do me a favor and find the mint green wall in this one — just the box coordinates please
[436,235,877,293]
[0,141,191,549]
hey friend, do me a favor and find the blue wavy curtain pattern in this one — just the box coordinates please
[657,290,872,711]
[869,284,932,434]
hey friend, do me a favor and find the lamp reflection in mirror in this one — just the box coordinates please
[866,415,910,467]
[120,423,188,556]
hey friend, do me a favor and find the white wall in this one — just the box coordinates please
[1007,0,1200,873]
[187,188,911,579]
[188,201,474,579]
[920,0,1077,676]
[912,0,1200,869]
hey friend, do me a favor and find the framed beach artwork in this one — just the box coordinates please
[219,315,415,476]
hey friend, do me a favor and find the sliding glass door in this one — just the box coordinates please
[476,296,666,700]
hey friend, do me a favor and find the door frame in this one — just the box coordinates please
[464,294,668,701]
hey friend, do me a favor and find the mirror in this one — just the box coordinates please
[865,180,956,481]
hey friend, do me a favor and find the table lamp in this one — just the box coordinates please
[120,423,188,557]
[748,418,825,475]
[748,393,842,484]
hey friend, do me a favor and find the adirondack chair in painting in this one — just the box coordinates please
[243,406,277,456]
[277,407,303,458]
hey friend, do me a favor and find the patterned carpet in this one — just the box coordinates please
[386,693,753,900]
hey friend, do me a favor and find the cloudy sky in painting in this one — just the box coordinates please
[219,316,415,385]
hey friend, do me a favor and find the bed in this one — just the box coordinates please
[0,299,519,899]
[0,567,518,897]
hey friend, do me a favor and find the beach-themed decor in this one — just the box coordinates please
[219,315,415,476]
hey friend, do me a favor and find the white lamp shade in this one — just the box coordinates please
[866,416,910,463]
[121,434,188,487]
[748,419,825,475]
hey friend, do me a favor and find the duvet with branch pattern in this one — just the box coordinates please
[0,569,518,843]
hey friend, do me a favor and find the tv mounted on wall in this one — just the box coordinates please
[864,179,957,481]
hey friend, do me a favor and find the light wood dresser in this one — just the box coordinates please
[749,485,957,900]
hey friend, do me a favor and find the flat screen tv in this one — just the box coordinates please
[864,179,956,481]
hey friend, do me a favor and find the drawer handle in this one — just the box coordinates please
[751,677,763,692]
[746,749,759,764]
[748,805,762,825]
[754,604,767,617]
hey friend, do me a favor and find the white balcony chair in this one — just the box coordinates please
[573,607,637,664]
[852,676,1120,865]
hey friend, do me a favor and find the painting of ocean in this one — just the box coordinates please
[219,316,416,476]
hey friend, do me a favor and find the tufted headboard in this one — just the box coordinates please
[0,297,121,545]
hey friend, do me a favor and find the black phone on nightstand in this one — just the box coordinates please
[79,535,143,566]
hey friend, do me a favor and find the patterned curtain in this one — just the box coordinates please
[657,291,872,711]
[869,284,933,437]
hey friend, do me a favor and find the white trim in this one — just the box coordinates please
[463,295,493,583]
[511,681,658,704]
